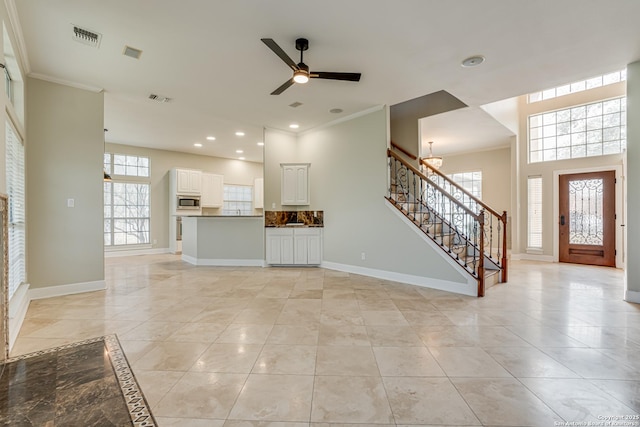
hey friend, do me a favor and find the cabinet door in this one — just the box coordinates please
[189,170,202,193]
[294,234,308,264]
[254,178,264,209]
[281,234,294,264]
[294,165,309,205]
[281,164,310,205]
[266,234,282,264]
[202,173,224,207]
[281,166,298,205]
[176,169,192,194]
[307,232,322,265]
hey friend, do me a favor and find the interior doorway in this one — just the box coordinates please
[559,171,616,267]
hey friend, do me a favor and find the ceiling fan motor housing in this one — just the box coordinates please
[295,38,309,51]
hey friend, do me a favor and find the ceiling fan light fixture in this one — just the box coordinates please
[293,69,309,84]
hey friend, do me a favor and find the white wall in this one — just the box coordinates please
[26,78,105,289]
[105,143,263,250]
[263,108,470,290]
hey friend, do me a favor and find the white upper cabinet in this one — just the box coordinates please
[254,178,264,209]
[201,173,224,207]
[176,168,202,195]
[281,163,310,205]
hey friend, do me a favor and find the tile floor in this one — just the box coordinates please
[10,255,640,426]
[0,338,136,426]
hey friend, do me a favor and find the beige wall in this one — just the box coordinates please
[26,78,104,288]
[515,82,626,257]
[626,61,640,295]
[264,108,469,285]
[439,146,511,215]
[105,143,263,250]
[263,128,296,211]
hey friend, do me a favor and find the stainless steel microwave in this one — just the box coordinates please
[177,195,200,209]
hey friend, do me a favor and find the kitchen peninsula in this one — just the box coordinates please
[181,215,264,266]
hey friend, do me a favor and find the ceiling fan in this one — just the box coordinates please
[261,38,362,95]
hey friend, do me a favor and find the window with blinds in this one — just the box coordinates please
[528,176,543,249]
[6,121,25,299]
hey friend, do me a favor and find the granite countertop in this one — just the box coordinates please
[180,215,264,218]
[265,224,324,228]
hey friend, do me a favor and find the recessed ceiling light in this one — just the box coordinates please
[257,142,264,146]
[236,149,244,154]
[289,124,299,129]
[239,157,246,160]
[461,55,485,67]
[330,108,343,114]
[235,131,245,136]
[194,143,202,147]
[206,136,216,141]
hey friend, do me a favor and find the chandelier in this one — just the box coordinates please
[423,141,443,170]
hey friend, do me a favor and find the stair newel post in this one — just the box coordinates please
[478,210,485,297]
[501,210,508,283]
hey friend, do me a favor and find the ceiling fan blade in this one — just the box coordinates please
[261,38,298,71]
[271,78,295,95]
[311,72,361,82]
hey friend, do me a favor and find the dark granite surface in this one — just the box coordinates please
[265,210,324,227]
[0,336,155,427]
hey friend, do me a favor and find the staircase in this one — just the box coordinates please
[387,145,508,297]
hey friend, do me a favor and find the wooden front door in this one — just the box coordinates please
[559,171,616,267]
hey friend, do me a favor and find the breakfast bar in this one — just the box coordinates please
[181,215,264,266]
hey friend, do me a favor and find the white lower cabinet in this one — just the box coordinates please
[266,227,322,265]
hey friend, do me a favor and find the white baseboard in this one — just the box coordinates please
[105,247,171,258]
[29,280,107,300]
[8,283,31,350]
[321,261,477,297]
[510,253,555,262]
[624,289,640,304]
[181,254,265,267]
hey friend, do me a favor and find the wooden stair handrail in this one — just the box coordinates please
[419,157,503,220]
[388,149,479,219]
[390,141,417,160]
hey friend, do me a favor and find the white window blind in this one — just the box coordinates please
[528,176,543,249]
[6,121,25,299]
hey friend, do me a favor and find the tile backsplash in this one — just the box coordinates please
[265,210,324,227]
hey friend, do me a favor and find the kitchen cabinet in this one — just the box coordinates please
[201,173,224,207]
[254,178,264,209]
[266,228,294,265]
[281,164,310,205]
[266,227,322,265]
[176,168,202,195]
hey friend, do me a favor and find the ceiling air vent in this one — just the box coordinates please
[72,25,101,48]
[148,94,171,103]
[289,102,303,108]
[123,45,143,59]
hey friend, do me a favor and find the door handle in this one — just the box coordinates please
[560,215,565,226]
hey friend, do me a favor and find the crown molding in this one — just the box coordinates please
[4,0,30,74]
[28,72,104,93]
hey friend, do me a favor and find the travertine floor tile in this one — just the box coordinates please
[229,374,314,422]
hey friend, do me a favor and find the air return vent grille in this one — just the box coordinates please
[148,94,171,103]
[72,25,101,48]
